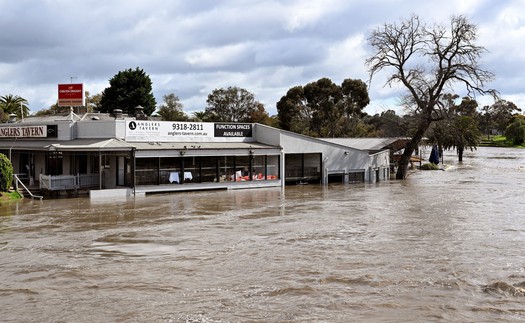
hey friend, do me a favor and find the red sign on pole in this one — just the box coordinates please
[58,83,84,106]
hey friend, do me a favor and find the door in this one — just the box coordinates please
[117,156,125,186]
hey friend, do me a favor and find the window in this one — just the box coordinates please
[136,158,159,185]
[266,155,279,180]
[252,155,266,180]
[200,156,218,183]
[160,157,181,184]
[47,152,63,175]
[235,156,251,181]
[102,154,111,169]
[218,156,235,182]
[348,171,365,183]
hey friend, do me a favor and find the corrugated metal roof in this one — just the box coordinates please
[321,138,409,151]
[3,112,120,125]
[2,138,134,151]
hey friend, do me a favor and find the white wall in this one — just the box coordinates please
[54,122,75,140]
[77,120,118,139]
[253,124,390,183]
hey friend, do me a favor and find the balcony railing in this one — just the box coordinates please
[39,174,100,191]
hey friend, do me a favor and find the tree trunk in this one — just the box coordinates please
[395,138,419,179]
[458,147,464,162]
[396,117,432,179]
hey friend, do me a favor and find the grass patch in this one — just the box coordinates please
[420,163,441,170]
[480,135,525,148]
[0,190,23,202]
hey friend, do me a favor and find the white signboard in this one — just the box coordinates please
[0,125,48,138]
[125,121,254,142]
[126,121,214,141]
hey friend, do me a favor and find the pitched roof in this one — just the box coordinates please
[321,137,410,152]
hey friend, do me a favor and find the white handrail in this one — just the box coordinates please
[13,174,43,200]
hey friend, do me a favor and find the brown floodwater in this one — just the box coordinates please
[1,147,524,322]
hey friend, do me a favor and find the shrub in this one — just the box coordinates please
[0,153,13,192]
[420,163,440,170]
[505,118,525,145]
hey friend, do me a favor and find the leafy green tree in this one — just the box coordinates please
[264,115,280,128]
[0,153,14,192]
[203,86,265,122]
[34,102,61,116]
[481,99,521,137]
[367,15,496,179]
[453,96,478,116]
[304,78,343,137]
[247,102,272,124]
[276,85,310,134]
[428,96,482,161]
[479,104,495,139]
[85,91,102,113]
[430,116,482,162]
[99,67,157,116]
[277,77,370,137]
[190,111,209,122]
[0,94,30,121]
[157,93,188,121]
[505,115,525,145]
[368,110,408,137]
[36,91,102,116]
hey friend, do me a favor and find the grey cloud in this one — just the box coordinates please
[1,0,524,114]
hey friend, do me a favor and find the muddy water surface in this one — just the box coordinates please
[1,147,524,322]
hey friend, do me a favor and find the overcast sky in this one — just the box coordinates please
[1,0,524,116]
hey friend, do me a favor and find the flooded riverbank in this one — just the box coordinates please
[1,147,524,322]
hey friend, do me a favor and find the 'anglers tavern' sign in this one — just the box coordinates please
[0,125,50,138]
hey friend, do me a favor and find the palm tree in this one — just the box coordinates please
[0,94,30,121]
[429,115,482,162]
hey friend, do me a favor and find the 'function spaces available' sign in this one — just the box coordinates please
[58,83,84,107]
[214,123,253,137]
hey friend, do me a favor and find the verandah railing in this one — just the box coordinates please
[39,174,100,191]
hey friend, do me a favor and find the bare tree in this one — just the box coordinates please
[366,14,497,179]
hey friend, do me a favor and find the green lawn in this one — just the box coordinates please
[0,190,23,202]
[480,135,525,148]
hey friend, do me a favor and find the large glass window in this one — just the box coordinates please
[267,155,279,180]
[235,156,251,181]
[136,157,159,185]
[200,156,218,183]
[182,157,199,183]
[285,154,302,178]
[133,154,280,185]
[304,154,321,178]
[218,156,235,182]
[252,156,266,180]
[160,157,181,184]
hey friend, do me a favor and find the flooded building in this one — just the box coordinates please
[0,109,390,198]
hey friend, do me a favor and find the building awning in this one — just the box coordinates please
[0,138,135,152]
[1,138,281,154]
[129,141,280,151]
[132,141,282,158]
